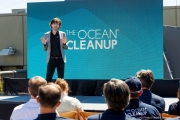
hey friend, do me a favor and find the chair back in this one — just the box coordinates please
[80,111,101,120]
[59,111,78,120]
[162,113,179,120]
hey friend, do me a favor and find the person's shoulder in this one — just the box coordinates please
[13,103,25,111]
[168,101,178,114]
[169,102,177,107]
[141,102,160,114]
[45,31,51,34]
[59,31,66,37]
[151,92,165,101]
[59,31,65,33]
[87,113,101,120]
[140,101,157,109]
[64,96,80,103]
[10,103,26,119]
[151,92,163,99]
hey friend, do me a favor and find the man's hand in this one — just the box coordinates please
[62,36,67,44]
[40,37,48,45]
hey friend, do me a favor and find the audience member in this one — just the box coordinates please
[87,79,140,120]
[125,76,161,120]
[10,76,47,120]
[168,88,180,115]
[136,69,165,113]
[35,83,72,120]
[55,78,83,120]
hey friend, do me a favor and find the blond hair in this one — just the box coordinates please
[28,76,47,98]
[136,69,154,89]
[55,78,69,92]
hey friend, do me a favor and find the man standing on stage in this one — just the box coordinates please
[41,17,68,82]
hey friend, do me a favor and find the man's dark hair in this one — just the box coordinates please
[38,83,61,108]
[49,17,62,28]
[103,79,130,111]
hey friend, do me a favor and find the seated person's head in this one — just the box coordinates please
[136,69,154,89]
[55,78,69,92]
[37,83,62,109]
[103,79,130,111]
[28,76,47,98]
[125,76,143,99]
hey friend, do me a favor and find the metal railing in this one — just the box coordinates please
[163,52,173,79]
[0,70,26,78]
[0,69,26,95]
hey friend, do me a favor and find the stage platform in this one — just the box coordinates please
[0,95,178,120]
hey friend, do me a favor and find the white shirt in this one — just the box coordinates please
[56,92,82,112]
[10,98,60,120]
[10,99,40,120]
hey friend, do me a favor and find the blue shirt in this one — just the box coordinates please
[139,89,165,113]
[168,101,180,115]
[125,99,161,120]
[10,99,40,120]
[87,109,139,120]
[34,113,72,120]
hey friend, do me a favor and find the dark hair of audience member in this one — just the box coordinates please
[38,83,61,108]
[103,79,130,111]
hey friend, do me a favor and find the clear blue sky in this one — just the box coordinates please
[0,0,180,14]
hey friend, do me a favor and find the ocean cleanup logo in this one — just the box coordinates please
[66,29,119,50]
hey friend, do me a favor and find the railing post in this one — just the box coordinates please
[0,69,2,93]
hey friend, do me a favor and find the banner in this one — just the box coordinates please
[27,0,163,79]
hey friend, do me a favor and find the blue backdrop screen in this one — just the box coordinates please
[27,0,163,80]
